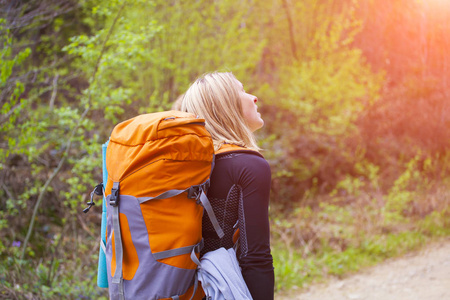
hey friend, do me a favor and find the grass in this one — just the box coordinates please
[271,189,450,293]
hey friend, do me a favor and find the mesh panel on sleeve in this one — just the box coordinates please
[201,185,241,255]
[237,187,248,259]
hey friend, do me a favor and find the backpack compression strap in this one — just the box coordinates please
[110,182,125,300]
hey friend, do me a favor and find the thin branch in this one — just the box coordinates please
[20,2,127,261]
[0,103,21,126]
[49,73,59,110]
[1,182,15,201]
[2,54,72,87]
[77,213,96,239]
[20,152,66,261]
[0,72,78,126]
[281,0,298,61]
[47,222,65,287]
[2,0,75,31]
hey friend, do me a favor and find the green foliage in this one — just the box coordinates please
[0,236,108,299]
[272,150,450,292]
[272,245,321,290]
[272,189,450,292]
[65,0,265,120]
[1,0,266,297]
[63,1,157,120]
[0,21,31,163]
[258,0,385,208]
[2,0,450,298]
[418,210,450,236]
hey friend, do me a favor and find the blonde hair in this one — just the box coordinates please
[181,72,259,151]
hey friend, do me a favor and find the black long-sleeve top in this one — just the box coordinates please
[202,151,274,300]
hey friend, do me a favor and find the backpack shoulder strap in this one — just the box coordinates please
[215,143,264,158]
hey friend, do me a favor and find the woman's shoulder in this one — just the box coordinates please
[216,151,270,174]
[216,150,266,163]
[211,151,271,190]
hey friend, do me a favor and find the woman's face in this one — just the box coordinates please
[236,80,264,132]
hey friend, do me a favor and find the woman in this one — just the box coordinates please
[180,72,274,300]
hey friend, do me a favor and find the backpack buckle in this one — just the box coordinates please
[188,181,210,200]
[187,185,201,200]
[110,182,120,207]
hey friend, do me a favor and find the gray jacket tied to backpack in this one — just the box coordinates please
[198,247,253,300]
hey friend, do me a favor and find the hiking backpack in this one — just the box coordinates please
[90,111,225,300]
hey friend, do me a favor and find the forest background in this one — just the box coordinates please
[1,0,450,298]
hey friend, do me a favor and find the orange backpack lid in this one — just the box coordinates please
[105,111,214,196]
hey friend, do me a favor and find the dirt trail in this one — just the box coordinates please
[277,238,450,300]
